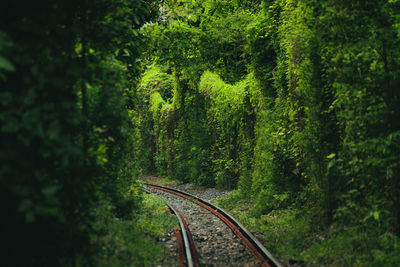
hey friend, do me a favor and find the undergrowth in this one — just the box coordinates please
[90,193,177,266]
[215,191,400,267]
[136,194,177,237]
[148,176,183,186]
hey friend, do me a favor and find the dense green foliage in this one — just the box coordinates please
[2,0,400,265]
[0,0,161,265]
[92,193,177,266]
[136,0,400,264]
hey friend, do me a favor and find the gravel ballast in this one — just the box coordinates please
[146,183,259,267]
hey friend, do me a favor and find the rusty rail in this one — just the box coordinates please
[145,188,197,267]
[145,183,283,267]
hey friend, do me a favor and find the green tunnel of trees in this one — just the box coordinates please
[1,0,400,265]
[137,0,400,231]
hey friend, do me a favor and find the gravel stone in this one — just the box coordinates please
[157,228,180,267]
[146,186,260,267]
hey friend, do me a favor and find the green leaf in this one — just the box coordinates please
[326,153,336,159]
[123,48,130,56]
[42,185,61,198]
[133,15,140,25]
[0,56,15,71]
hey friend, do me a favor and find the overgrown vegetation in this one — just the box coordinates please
[91,193,176,266]
[135,0,400,265]
[2,0,400,265]
[0,0,167,265]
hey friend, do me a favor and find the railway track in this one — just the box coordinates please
[145,183,283,267]
[167,204,198,267]
[144,188,198,267]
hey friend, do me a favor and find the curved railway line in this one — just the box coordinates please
[167,204,198,267]
[145,183,283,267]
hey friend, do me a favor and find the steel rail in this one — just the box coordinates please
[144,188,196,267]
[145,183,284,267]
[169,205,194,267]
